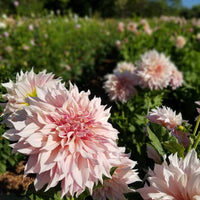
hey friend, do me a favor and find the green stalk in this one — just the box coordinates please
[192,115,200,137]
[193,130,200,149]
[187,115,200,153]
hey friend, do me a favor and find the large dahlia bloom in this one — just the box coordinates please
[138,149,200,200]
[3,83,124,198]
[1,69,63,114]
[92,154,140,200]
[103,71,137,103]
[135,50,174,90]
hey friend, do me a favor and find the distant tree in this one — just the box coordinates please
[43,0,70,14]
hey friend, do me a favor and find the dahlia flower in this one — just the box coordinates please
[4,83,124,198]
[127,22,138,33]
[147,106,189,147]
[146,106,183,130]
[92,154,140,200]
[138,149,200,200]
[175,35,186,49]
[1,69,63,114]
[115,40,122,49]
[196,33,200,40]
[118,22,124,33]
[143,24,153,35]
[169,65,183,90]
[113,62,136,74]
[135,50,173,90]
[103,71,137,103]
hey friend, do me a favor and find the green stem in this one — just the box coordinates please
[187,115,200,153]
[193,131,200,149]
[192,115,200,137]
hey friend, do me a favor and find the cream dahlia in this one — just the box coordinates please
[146,106,183,130]
[4,83,124,198]
[1,69,63,114]
[175,35,186,49]
[92,154,140,200]
[138,149,200,200]
[103,71,137,103]
[135,50,174,90]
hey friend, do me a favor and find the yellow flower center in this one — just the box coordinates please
[178,125,184,131]
[23,88,37,106]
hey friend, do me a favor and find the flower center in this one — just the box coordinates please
[23,88,37,106]
[149,65,162,77]
[51,110,95,140]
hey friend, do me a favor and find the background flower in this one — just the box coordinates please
[103,71,137,103]
[175,35,186,48]
[169,65,183,89]
[135,50,174,90]
[113,62,136,74]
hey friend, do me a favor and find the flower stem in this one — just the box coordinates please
[187,115,200,153]
[193,131,200,149]
[192,115,200,137]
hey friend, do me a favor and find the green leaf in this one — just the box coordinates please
[147,126,165,156]
[163,140,185,158]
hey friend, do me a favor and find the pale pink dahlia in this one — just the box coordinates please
[169,65,183,90]
[1,69,63,114]
[113,61,136,74]
[118,22,124,33]
[4,83,124,198]
[127,22,138,33]
[103,71,137,103]
[146,106,183,130]
[147,106,189,147]
[135,50,173,90]
[175,35,186,49]
[92,154,140,200]
[138,149,200,200]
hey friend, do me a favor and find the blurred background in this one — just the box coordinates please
[1,0,200,18]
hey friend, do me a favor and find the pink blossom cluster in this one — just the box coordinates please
[117,20,153,35]
[2,69,140,199]
[104,50,183,103]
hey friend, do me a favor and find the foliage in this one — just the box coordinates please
[1,14,200,199]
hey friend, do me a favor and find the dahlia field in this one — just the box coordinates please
[1,14,200,200]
